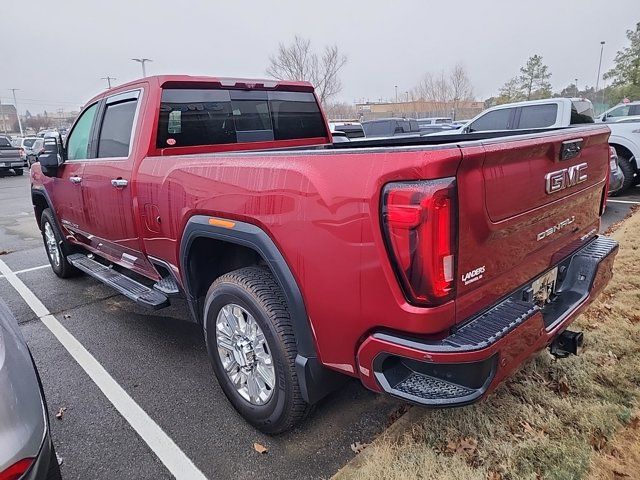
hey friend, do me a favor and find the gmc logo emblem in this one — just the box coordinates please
[545,163,588,194]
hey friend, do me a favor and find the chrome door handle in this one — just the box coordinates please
[69,176,82,184]
[111,178,128,188]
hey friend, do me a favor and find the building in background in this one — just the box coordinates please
[356,99,484,122]
[0,103,19,135]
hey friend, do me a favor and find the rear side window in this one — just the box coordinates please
[157,89,326,148]
[468,108,511,132]
[570,101,595,125]
[97,99,138,158]
[630,105,640,116]
[517,104,558,129]
[23,138,36,148]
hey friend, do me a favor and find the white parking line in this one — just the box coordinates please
[0,264,51,279]
[0,259,208,480]
[607,199,640,205]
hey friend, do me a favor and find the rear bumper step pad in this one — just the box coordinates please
[68,254,169,310]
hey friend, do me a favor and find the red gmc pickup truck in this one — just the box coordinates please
[31,76,618,433]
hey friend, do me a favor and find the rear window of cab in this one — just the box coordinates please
[156,89,327,148]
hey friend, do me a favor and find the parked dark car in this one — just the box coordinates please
[27,138,45,168]
[361,118,421,137]
[0,300,61,479]
[332,123,365,139]
[0,136,25,175]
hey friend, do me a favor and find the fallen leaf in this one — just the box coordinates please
[556,376,570,396]
[590,433,607,451]
[55,407,67,420]
[386,404,410,426]
[487,472,502,480]
[445,437,478,459]
[350,441,370,454]
[613,470,630,479]
[63,314,71,319]
[520,421,535,435]
[253,443,268,454]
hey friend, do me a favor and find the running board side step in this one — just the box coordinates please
[67,254,170,310]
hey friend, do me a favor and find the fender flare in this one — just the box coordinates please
[30,187,62,233]
[179,215,345,404]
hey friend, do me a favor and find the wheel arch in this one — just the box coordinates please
[179,215,345,404]
[609,138,639,171]
[31,188,56,233]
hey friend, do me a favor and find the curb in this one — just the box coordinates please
[331,406,422,479]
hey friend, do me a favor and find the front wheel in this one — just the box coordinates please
[40,209,78,278]
[14,168,23,176]
[204,266,311,434]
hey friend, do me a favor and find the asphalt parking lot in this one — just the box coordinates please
[1,173,639,480]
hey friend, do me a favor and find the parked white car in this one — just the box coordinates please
[453,98,595,134]
[597,101,640,122]
[607,119,640,191]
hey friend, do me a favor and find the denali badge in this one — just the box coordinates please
[537,216,575,241]
[462,265,485,285]
[545,163,587,194]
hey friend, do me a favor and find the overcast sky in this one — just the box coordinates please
[1,0,637,114]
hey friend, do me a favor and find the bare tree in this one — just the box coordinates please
[266,36,347,104]
[450,64,474,112]
[411,64,475,116]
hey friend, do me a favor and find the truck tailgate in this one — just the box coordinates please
[454,126,610,324]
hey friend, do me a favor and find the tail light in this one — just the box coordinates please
[0,458,35,480]
[608,146,618,173]
[381,178,457,306]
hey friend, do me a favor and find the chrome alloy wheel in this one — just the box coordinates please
[215,304,276,405]
[44,222,61,268]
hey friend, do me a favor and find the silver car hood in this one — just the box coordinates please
[0,300,46,472]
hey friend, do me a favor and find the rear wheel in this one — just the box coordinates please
[617,153,636,192]
[203,266,311,434]
[40,208,78,278]
[14,168,23,176]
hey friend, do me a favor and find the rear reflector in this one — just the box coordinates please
[0,458,35,480]
[381,178,457,306]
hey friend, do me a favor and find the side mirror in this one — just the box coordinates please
[39,135,65,177]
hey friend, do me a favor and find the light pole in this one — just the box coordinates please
[101,76,116,88]
[395,85,398,103]
[9,89,23,136]
[595,41,605,108]
[574,78,579,97]
[132,58,152,77]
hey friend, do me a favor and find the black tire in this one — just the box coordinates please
[204,266,311,434]
[48,443,62,480]
[40,208,78,278]
[14,168,24,176]
[617,154,636,192]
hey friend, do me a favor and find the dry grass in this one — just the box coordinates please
[337,211,640,480]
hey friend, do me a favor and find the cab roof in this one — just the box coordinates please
[88,75,315,105]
